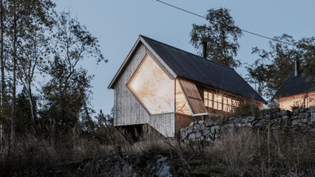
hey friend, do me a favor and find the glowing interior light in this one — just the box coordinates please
[128,55,174,114]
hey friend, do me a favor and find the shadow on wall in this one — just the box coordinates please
[116,124,165,144]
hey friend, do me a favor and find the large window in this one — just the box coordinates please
[128,55,174,115]
[204,90,239,112]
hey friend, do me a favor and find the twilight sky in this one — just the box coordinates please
[52,0,315,115]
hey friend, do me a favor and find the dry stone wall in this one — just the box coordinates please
[180,107,315,142]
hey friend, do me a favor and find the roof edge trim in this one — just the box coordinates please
[139,35,177,79]
[271,70,294,100]
[107,36,142,89]
[108,35,177,89]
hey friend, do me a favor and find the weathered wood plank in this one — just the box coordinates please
[114,44,175,137]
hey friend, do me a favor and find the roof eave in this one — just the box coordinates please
[107,37,142,89]
[139,35,177,79]
[178,76,267,104]
[271,70,294,100]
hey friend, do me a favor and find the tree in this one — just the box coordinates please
[296,37,315,81]
[245,61,270,97]
[0,0,6,146]
[15,87,37,136]
[39,11,106,144]
[249,34,297,99]
[190,8,243,68]
[16,2,55,135]
[5,0,55,141]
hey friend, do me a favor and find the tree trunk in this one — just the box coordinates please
[27,84,37,135]
[11,0,17,144]
[0,0,4,147]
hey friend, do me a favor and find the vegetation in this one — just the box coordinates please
[191,8,315,103]
[0,0,107,147]
[1,119,315,176]
[232,100,261,118]
[190,8,243,68]
[247,34,315,100]
[1,4,315,176]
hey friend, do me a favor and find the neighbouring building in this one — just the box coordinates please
[273,61,315,111]
[108,35,266,138]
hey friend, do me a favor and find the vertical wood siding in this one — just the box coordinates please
[113,44,175,137]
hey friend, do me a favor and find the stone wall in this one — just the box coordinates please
[180,107,315,142]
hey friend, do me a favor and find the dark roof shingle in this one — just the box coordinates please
[141,35,266,103]
[273,71,315,99]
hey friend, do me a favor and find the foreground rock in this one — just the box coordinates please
[36,152,184,177]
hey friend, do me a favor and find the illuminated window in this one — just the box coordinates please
[128,55,174,114]
[213,94,222,110]
[224,97,235,112]
[217,95,222,110]
[204,90,239,112]
[204,91,213,108]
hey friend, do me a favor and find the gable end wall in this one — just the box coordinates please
[113,44,174,137]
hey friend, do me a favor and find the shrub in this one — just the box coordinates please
[233,100,260,117]
[147,143,164,155]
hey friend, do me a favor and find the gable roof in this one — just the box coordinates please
[273,71,315,99]
[108,35,266,103]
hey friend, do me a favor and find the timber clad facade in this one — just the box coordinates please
[108,35,266,138]
[112,44,175,137]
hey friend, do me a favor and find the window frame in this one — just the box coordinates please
[203,90,239,113]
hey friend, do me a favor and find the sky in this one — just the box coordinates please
[52,0,315,116]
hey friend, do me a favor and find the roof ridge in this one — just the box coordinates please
[139,35,234,71]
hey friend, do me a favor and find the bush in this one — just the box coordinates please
[147,143,164,155]
[233,100,260,117]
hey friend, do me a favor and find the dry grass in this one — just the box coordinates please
[172,127,315,176]
[1,124,315,176]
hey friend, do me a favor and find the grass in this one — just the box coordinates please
[1,121,315,176]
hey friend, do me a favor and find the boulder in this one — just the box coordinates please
[194,132,202,139]
[280,110,290,116]
[298,112,309,119]
[226,117,235,124]
[180,128,187,140]
[251,120,259,125]
[241,118,247,124]
[292,119,303,126]
[202,129,211,136]
[265,113,271,119]
[222,124,234,133]
[205,120,214,127]
[193,124,200,130]
[211,125,220,134]
[197,120,204,125]
[293,109,300,115]
[282,115,289,119]
[186,125,193,134]
[311,113,315,122]
[257,113,264,120]
[188,133,196,141]
[282,118,289,126]
[248,116,256,122]
[309,107,315,113]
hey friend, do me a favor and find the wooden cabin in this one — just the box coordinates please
[108,35,266,138]
[273,61,315,111]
